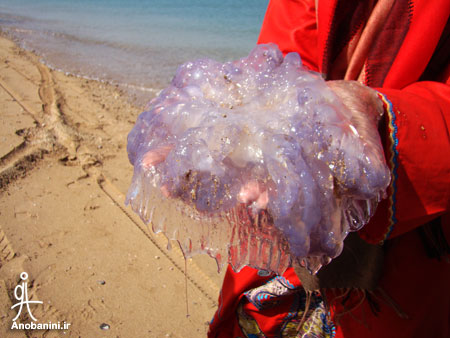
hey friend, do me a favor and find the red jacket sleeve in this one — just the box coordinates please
[360,80,450,242]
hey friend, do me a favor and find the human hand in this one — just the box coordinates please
[326,80,384,147]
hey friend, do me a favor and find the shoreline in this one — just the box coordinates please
[0,27,164,107]
[0,33,222,337]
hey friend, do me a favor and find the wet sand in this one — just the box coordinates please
[0,34,223,337]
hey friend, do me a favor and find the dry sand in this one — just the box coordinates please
[0,34,225,337]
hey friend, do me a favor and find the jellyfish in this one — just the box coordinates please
[126,44,390,275]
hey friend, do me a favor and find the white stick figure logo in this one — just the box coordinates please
[11,272,43,322]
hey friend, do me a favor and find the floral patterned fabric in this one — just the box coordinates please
[238,275,336,338]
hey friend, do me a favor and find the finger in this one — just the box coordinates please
[238,181,261,204]
[142,145,173,169]
[327,80,384,125]
[238,181,269,209]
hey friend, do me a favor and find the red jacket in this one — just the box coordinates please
[209,1,450,337]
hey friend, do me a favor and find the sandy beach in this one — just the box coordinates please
[0,33,224,337]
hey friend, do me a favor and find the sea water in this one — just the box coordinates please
[0,0,268,103]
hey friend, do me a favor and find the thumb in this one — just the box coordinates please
[327,80,384,146]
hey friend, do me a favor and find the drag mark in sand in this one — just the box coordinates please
[0,52,74,337]
[0,49,73,189]
[0,63,51,189]
[97,173,220,305]
[0,76,43,125]
[0,37,220,329]
[37,63,80,159]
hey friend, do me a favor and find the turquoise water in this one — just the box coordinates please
[0,0,268,102]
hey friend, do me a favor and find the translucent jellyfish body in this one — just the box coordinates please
[126,44,390,275]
